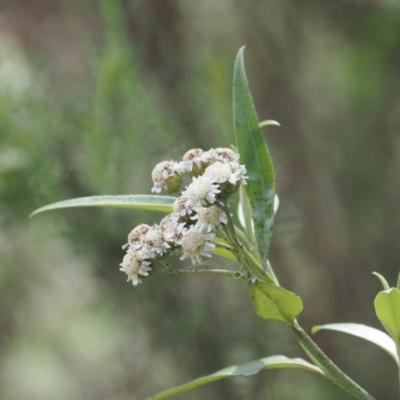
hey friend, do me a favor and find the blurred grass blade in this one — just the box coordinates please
[145,355,324,400]
[259,120,281,128]
[249,281,303,326]
[374,288,400,349]
[30,194,175,217]
[233,46,275,266]
[312,323,399,366]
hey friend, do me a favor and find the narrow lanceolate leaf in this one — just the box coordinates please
[249,281,303,326]
[233,46,276,267]
[312,323,399,366]
[145,355,324,400]
[30,194,175,217]
[374,288,400,350]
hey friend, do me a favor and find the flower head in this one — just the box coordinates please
[176,148,212,177]
[151,161,183,194]
[182,175,220,208]
[204,161,246,197]
[128,223,150,250]
[192,205,228,232]
[120,250,152,286]
[173,196,194,223]
[204,161,236,184]
[160,213,186,249]
[209,148,240,163]
[140,226,170,258]
[180,227,215,264]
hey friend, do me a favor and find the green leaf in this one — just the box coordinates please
[397,270,400,291]
[249,280,303,326]
[312,322,399,366]
[374,288,400,350]
[372,272,390,291]
[233,46,275,267]
[145,355,324,400]
[30,194,175,217]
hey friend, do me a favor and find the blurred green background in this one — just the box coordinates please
[1,0,400,399]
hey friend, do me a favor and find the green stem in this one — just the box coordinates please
[291,321,375,400]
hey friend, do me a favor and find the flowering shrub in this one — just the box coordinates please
[32,48,400,400]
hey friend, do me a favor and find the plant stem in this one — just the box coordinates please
[237,243,274,283]
[291,321,375,400]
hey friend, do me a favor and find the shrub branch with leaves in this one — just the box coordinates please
[32,47,400,400]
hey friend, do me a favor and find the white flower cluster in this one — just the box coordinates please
[120,148,247,286]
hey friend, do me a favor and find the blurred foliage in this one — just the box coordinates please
[1,0,400,399]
